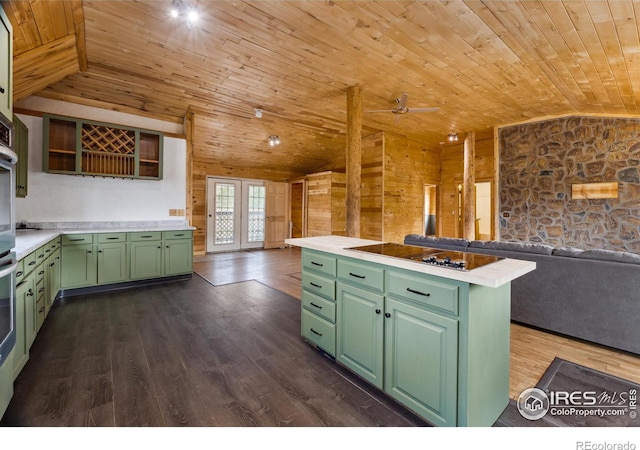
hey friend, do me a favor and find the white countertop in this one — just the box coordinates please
[14,225,195,260]
[285,236,536,288]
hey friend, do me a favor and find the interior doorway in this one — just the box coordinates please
[423,184,438,235]
[206,177,266,252]
[290,179,306,238]
[475,181,492,240]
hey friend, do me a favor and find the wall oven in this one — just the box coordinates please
[0,111,17,369]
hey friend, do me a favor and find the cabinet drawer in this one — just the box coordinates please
[62,234,94,245]
[387,271,459,315]
[337,259,384,293]
[48,237,61,253]
[302,271,336,301]
[302,250,337,277]
[302,290,336,323]
[129,231,162,242]
[97,233,127,243]
[34,245,47,264]
[301,309,336,357]
[163,230,193,240]
[15,259,25,284]
[22,252,37,276]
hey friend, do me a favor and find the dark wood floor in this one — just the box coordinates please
[1,263,427,427]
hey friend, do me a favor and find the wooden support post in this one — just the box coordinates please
[346,85,362,237]
[185,109,195,226]
[463,132,476,240]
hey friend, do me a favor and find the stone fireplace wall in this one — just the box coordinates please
[499,116,640,253]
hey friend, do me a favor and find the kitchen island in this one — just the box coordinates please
[285,235,536,427]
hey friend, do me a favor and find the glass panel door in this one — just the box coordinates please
[206,178,266,252]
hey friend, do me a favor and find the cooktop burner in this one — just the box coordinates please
[347,242,503,271]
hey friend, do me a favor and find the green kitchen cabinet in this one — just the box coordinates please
[300,249,338,357]
[299,246,511,427]
[45,247,61,316]
[43,114,163,180]
[97,241,128,284]
[336,282,384,388]
[61,242,97,289]
[163,231,193,276]
[0,347,13,420]
[384,297,458,427]
[13,276,34,379]
[130,239,163,280]
[13,114,28,198]
[0,7,12,120]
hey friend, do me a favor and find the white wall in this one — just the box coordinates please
[15,112,187,224]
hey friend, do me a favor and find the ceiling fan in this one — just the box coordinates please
[365,93,439,116]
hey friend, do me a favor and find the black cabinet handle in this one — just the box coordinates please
[27,289,34,297]
[384,312,391,318]
[311,261,323,267]
[28,261,35,266]
[309,302,322,309]
[49,262,55,267]
[309,282,321,288]
[375,309,381,314]
[406,287,430,297]
[157,246,162,249]
[349,272,365,279]
[98,250,103,253]
[310,328,323,337]
[69,238,85,242]
[39,270,44,275]
[0,86,4,94]
[174,233,185,237]
[87,250,92,254]
[39,307,45,313]
[39,287,45,293]
[106,237,120,240]
[141,235,153,238]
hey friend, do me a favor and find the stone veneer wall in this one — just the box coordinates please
[499,116,640,253]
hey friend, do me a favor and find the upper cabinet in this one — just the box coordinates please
[14,114,28,197]
[43,114,163,180]
[0,6,13,120]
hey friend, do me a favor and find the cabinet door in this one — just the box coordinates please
[130,240,163,280]
[61,244,97,289]
[163,239,192,276]
[384,298,458,427]
[336,282,384,389]
[97,242,128,284]
[13,115,28,198]
[45,249,61,315]
[13,277,34,379]
[0,8,12,120]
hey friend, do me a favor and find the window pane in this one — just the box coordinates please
[215,183,235,244]
[247,185,265,242]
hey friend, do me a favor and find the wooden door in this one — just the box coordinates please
[264,181,290,249]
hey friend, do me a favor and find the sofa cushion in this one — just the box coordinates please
[469,240,553,255]
[551,247,585,258]
[404,234,470,248]
[576,248,640,265]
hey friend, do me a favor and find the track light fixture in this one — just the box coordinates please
[447,133,459,143]
[169,0,200,26]
[268,135,280,147]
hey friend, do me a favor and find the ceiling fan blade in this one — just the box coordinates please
[406,107,440,113]
[397,92,409,110]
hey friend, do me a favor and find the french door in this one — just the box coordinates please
[206,178,266,252]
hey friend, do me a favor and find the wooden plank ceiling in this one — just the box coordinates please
[4,0,640,178]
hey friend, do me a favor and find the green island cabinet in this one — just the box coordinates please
[298,245,515,427]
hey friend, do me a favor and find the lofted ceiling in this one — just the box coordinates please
[4,0,640,177]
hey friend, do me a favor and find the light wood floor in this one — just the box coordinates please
[195,246,640,400]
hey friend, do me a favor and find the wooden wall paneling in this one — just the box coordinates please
[360,133,384,240]
[382,133,441,244]
[305,171,346,237]
[331,173,347,237]
[289,179,306,238]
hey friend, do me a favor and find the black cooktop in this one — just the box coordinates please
[347,242,503,271]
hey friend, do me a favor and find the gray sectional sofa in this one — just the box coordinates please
[404,234,640,355]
